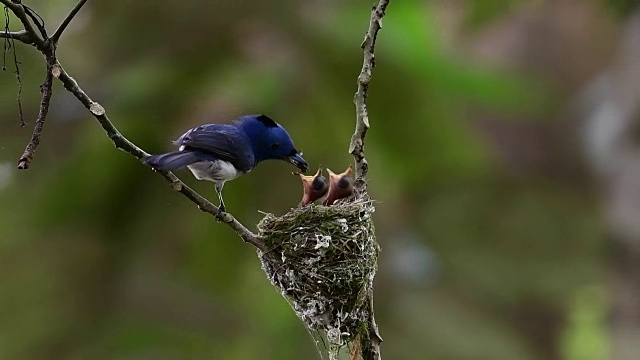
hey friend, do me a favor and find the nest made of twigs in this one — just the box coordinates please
[257,194,378,348]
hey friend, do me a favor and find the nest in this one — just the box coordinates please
[257,194,379,351]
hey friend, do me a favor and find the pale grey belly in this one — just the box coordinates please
[187,160,242,182]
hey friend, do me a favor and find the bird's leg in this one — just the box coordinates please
[215,182,226,216]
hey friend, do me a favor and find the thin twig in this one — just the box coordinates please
[349,0,390,192]
[16,59,52,169]
[50,0,87,43]
[349,1,390,359]
[11,26,25,128]
[3,6,25,126]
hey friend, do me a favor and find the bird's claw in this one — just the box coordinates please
[215,210,233,223]
[215,206,226,221]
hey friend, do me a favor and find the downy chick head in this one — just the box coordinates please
[323,165,354,205]
[298,168,329,206]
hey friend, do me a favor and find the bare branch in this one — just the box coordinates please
[349,0,390,191]
[50,0,87,43]
[360,290,383,360]
[349,1,390,359]
[0,29,31,43]
[16,60,53,169]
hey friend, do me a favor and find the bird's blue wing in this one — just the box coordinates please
[175,124,255,172]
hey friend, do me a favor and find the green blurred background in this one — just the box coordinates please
[1,0,639,359]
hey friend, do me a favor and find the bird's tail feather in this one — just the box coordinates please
[142,151,201,171]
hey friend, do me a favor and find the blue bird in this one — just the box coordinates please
[143,114,309,214]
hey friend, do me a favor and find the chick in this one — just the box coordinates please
[298,168,329,206]
[323,166,354,205]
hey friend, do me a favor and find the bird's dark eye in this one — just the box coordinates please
[271,143,280,150]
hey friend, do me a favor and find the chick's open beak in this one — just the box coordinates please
[288,153,309,173]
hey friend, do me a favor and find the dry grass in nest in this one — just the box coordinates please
[257,194,379,352]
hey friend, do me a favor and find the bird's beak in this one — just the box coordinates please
[288,153,309,173]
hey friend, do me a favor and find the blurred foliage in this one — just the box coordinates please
[0,0,620,359]
[606,0,640,17]
[465,0,523,29]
